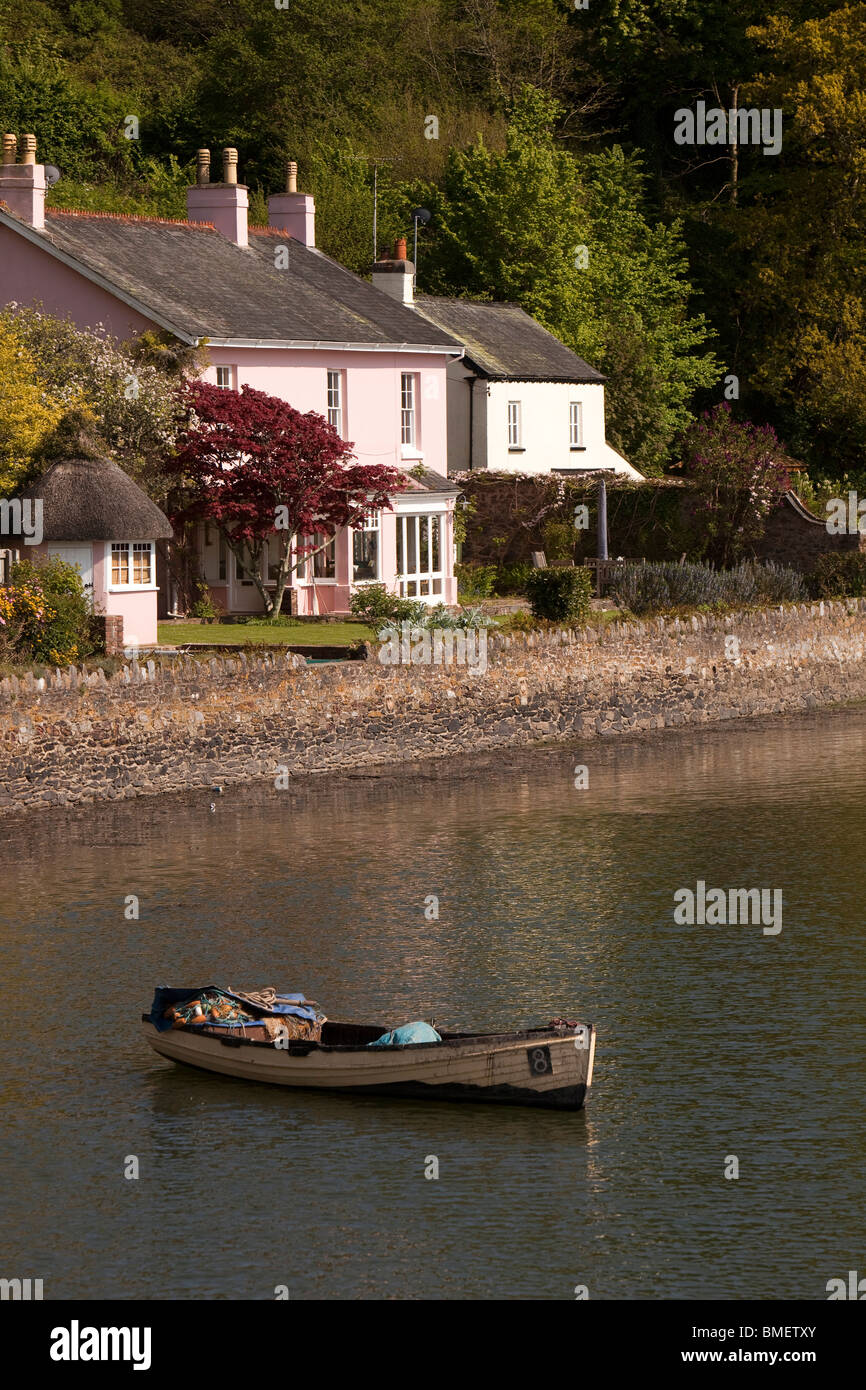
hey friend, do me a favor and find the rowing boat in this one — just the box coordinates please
[141,991,596,1110]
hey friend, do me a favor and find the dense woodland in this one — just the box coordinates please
[1,0,864,483]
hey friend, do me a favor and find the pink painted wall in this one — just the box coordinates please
[28,539,160,646]
[0,222,156,339]
[0,216,457,618]
[203,348,449,475]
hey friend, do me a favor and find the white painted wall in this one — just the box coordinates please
[443,373,641,478]
[482,380,640,477]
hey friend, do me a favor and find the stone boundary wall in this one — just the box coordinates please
[2,600,866,811]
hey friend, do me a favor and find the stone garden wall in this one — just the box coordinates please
[2,601,866,811]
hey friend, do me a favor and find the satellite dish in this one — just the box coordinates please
[412,207,432,225]
[45,165,62,187]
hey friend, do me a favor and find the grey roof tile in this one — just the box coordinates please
[414,296,604,382]
[28,211,462,348]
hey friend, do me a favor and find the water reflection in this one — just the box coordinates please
[1,710,864,1298]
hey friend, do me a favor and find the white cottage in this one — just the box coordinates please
[410,296,642,479]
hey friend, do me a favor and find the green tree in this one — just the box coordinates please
[722,6,866,474]
[0,318,67,494]
[0,307,197,498]
[418,88,718,472]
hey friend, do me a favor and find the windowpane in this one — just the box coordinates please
[327,370,342,434]
[508,401,521,447]
[111,543,128,585]
[407,516,417,572]
[352,513,379,581]
[570,401,582,446]
[132,542,152,585]
[431,516,440,572]
[401,372,415,445]
[313,532,336,579]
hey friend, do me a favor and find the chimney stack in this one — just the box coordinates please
[372,237,415,306]
[267,159,316,248]
[0,133,46,229]
[186,144,248,247]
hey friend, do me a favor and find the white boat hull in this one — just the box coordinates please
[142,1019,596,1110]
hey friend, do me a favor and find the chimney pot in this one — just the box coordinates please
[187,146,248,246]
[222,147,238,185]
[0,133,45,228]
[393,236,407,260]
[267,162,315,247]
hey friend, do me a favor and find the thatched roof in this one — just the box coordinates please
[20,414,173,542]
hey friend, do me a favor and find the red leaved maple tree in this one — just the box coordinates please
[168,381,405,617]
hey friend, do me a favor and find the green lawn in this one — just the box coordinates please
[158,621,376,647]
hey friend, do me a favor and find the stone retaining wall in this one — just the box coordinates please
[2,601,866,811]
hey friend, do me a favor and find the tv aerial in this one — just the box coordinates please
[411,207,432,285]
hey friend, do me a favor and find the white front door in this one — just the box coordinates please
[46,544,94,593]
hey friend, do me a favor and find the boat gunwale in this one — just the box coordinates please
[140,1015,593,1055]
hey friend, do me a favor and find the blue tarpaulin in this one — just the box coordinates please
[368,1021,442,1048]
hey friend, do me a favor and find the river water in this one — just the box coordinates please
[1,710,864,1301]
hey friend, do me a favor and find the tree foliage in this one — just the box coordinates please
[0,307,194,498]
[680,403,792,565]
[0,318,67,494]
[1,0,865,472]
[418,89,719,473]
[167,382,406,617]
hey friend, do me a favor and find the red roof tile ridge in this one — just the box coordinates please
[45,208,217,230]
[249,224,298,237]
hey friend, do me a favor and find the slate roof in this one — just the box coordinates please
[3,208,462,350]
[395,465,460,498]
[414,296,605,383]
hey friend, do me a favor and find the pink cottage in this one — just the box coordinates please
[0,139,463,623]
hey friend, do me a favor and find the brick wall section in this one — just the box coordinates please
[90,614,124,656]
[1,602,866,811]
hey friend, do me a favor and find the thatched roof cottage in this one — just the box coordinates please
[19,414,172,648]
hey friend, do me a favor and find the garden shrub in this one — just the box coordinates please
[1,556,94,665]
[542,520,576,565]
[611,559,804,614]
[525,566,592,622]
[495,560,533,594]
[349,583,425,625]
[455,562,497,601]
[808,551,866,598]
